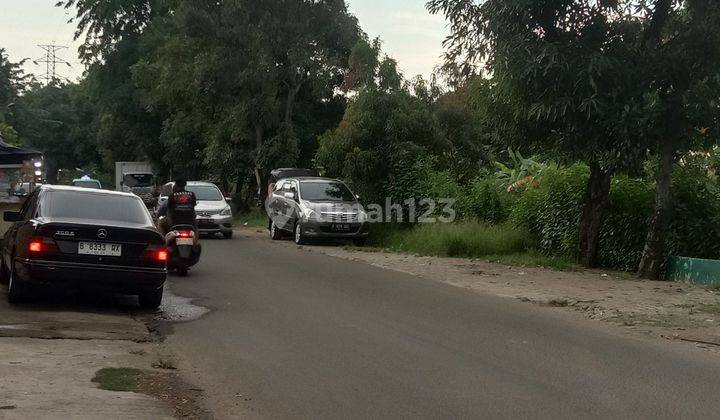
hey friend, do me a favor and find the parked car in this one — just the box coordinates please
[72,175,103,189]
[0,185,167,308]
[266,168,319,198]
[267,177,369,245]
[157,181,234,239]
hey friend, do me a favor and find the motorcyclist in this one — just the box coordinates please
[157,178,197,235]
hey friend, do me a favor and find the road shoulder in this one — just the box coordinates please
[0,292,209,419]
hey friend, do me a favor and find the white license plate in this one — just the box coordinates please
[176,237,193,246]
[78,242,122,257]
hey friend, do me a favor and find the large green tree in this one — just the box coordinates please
[61,0,360,193]
[636,0,720,278]
[131,0,360,189]
[0,48,32,144]
[428,0,661,268]
[317,40,448,206]
[13,83,101,182]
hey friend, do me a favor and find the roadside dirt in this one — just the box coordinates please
[0,289,210,419]
[241,227,720,352]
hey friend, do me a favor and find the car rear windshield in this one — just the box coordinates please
[186,185,224,201]
[73,181,102,189]
[124,174,154,187]
[300,181,356,202]
[43,191,151,225]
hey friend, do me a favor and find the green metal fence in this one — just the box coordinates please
[666,256,720,287]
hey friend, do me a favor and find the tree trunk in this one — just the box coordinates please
[578,163,612,268]
[638,140,675,279]
[45,161,59,185]
[253,124,267,204]
[235,176,255,212]
[284,78,304,128]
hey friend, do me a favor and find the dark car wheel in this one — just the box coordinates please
[7,261,28,304]
[0,258,9,286]
[139,286,164,310]
[177,266,189,277]
[294,221,307,245]
[270,220,283,240]
[222,231,234,239]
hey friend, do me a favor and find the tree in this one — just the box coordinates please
[0,48,32,144]
[13,83,101,182]
[57,0,168,64]
[428,0,653,267]
[317,40,446,206]
[636,0,720,278]
[129,0,360,193]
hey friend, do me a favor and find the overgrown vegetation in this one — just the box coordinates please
[365,223,573,270]
[368,223,535,258]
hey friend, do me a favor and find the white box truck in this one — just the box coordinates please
[115,162,156,207]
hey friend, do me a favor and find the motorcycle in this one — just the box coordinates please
[162,221,202,276]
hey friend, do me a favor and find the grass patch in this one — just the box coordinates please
[92,368,144,392]
[369,222,534,257]
[484,251,574,271]
[367,222,573,270]
[235,210,267,228]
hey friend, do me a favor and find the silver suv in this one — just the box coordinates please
[158,181,234,239]
[267,177,369,246]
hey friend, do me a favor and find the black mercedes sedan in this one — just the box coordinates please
[0,185,167,308]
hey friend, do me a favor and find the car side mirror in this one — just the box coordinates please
[225,197,232,203]
[4,211,21,222]
[355,194,361,201]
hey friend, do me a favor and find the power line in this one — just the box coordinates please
[34,44,71,86]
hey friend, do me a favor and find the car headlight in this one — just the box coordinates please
[357,210,368,223]
[303,208,319,221]
[220,206,232,216]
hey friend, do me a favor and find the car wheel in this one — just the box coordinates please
[0,258,9,286]
[222,231,233,239]
[294,221,307,245]
[139,286,164,310]
[177,266,189,277]
[7,261,27,304]
[270,220,283,240]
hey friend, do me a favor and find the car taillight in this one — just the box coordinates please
[29,240,43,253]
[145,246,168,262]
[28,237,59,253]
[177,230,193,238]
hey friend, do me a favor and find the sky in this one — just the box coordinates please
[0,0,448,83]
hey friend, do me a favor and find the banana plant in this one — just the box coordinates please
[494,148,552,192]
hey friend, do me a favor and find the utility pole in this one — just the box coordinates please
[35,44,70,86]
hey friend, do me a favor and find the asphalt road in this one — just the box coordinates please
[166,234,720,419]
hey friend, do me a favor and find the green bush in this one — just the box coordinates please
[360,153,720,271]
[510,162,720,270]
[461,178,516,223]
[599,176,654,270]
[511,164,588,258]
[668,165,720,260]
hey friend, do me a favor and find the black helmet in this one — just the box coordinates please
[174,176,187,190]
